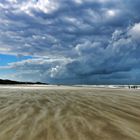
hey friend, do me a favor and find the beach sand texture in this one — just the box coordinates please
[0,86,140,140]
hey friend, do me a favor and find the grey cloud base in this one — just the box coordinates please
[0,0,140,84]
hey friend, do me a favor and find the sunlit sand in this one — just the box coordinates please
[0,85,140,140]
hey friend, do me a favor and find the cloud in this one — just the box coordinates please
[0,0,140,84]
[128,23,140,42]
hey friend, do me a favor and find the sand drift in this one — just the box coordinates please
[0,85,140,140]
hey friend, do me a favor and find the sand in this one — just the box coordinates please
[0,85,140,140]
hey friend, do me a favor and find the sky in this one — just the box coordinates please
[0,0,140,84]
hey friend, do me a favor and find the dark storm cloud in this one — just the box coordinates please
[0,0,140,84]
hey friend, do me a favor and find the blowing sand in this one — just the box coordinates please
[0,85,140,140]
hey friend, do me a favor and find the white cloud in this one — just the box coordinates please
[20,0,59,15]
[128,23,140,41]
[7,0,17,3]
[107,10,116,17]
[50,65,61,78]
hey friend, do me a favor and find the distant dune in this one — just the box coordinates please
[0,79,47,85]
[0,86,140,140]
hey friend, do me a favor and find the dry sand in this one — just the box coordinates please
[0,85,140,140]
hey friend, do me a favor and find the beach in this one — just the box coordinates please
[0,85,140,140]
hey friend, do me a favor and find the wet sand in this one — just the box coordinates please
[0,85,140,140]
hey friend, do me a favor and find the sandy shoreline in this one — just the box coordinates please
[0,86,140,140]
